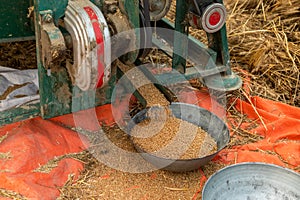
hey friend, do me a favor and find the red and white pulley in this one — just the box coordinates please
[189,3,226,33]
[65,0,111,91]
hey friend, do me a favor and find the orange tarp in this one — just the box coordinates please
[0,91,299,199]
[216,97,300,168]
[0,119,89,199]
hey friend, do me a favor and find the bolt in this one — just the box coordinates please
[43,14,53,23]
[150,0,164,12]
[108,5,117,13]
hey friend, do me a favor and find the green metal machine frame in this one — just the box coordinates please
[0,0,241,126]
[0,0,35,42]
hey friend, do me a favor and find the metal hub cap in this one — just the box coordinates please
[201,3,226,33]
[142,0,172,21]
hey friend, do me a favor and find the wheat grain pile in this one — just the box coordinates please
[131,108,217,160]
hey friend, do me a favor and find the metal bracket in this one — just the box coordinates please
[39,10,66,69]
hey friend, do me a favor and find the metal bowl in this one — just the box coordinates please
[202,162,300,200]
[127,102,230,172]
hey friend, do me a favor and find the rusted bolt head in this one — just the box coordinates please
[43,14,53,23]
[108,5,117,13]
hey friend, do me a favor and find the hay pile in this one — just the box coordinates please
[0,41,36,69]
[225,0,300,106]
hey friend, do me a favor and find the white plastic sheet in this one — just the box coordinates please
[0,66,39,111]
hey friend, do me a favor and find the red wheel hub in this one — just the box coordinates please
[209,11,221,26]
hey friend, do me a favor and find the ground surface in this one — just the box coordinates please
[0,0,299,199]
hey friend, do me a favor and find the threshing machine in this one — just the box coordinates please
[0,0,242,125]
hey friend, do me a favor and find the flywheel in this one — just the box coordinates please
[64,0,111,91]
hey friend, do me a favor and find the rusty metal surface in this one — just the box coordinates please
[39,10,66,69]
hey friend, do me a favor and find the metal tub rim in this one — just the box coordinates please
[127,102,230,172]
[202,162,300,200]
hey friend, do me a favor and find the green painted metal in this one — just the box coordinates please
[0,0,140,125]
[0,103,40,126]
[34,0,140,119]
[205,24,243,90]
[153,19,229,77]
[206,0,230,72]
[138,66,177,102]
[37,66,72,118]
[156,18,217,61]
[201,0,243,90]
[34,0,89,119]
[123,0,139,28]
[0,0,35,42]
[154,66,228,85]
[0,0,242,126]
[35,0,68,25]
[204,73,243,91]
[207,26,230,68]
[172,0,189,74]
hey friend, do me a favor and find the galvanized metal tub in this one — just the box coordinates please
[127,102,230,172]
[202,162,300,200]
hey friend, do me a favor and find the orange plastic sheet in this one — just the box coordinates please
[0,118,89,199]
[178,89,299,169]
[216,96,300,168]
[0,90,299,199]
[178,90,300,200]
